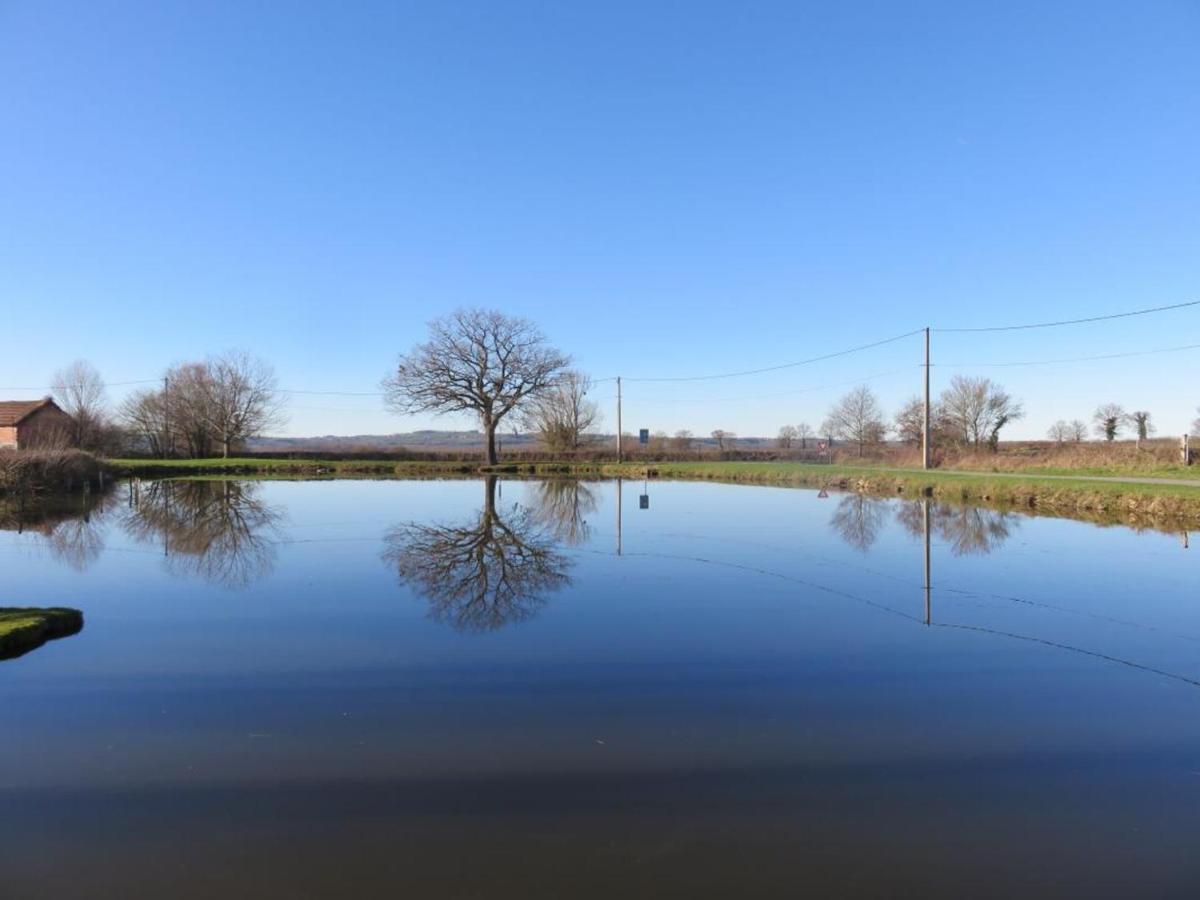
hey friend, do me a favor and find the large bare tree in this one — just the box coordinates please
[938,375,1023,451]
[382,310,569,466]
[776,425,798,449]
[522,370,599,455]
[822,386,886,457]
[202,351,285,458]
[50,359,108,450]
[117,352,283,458]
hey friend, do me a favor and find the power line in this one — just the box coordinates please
[0,378,159,392]
[934,340,1200,369]
[631,367,915,405]
[623,328,924,383]
[278,389,386,397]
[936,299,1200,333]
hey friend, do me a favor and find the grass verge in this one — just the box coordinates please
[0,608,84,660]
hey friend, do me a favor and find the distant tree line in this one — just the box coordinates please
[28,308,1200,462]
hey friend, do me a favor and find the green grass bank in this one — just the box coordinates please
[0,608,84,660]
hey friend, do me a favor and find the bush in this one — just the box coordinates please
[0,449,107,495]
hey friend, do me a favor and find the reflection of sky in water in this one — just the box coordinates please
[2,479,1200,896]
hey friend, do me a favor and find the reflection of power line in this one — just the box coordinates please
[596,498,1200,689]
[930,621,1200,689]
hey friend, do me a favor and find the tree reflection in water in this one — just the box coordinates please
[895,500,1018,556]
[0,490,115,571]
[123,480,284,588]
[383,476,573,632]
[829,494,890,553]
[527,478,597,546]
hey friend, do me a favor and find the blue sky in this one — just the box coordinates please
[1,1,1197,439]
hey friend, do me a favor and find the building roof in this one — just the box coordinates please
[0,398,62,427]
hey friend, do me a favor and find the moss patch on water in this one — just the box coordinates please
[0,608,84,660]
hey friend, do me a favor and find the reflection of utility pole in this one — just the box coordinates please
[615,477,623,556]
[923,498,932,625]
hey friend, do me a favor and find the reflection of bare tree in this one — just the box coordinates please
[123,480,283,588]
[527,479,597,546]
[383,477,572,632]
[829,494,889,552]
[0,490,115,571]
[896,501,1017,556]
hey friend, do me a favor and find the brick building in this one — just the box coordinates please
[0,398,75,450]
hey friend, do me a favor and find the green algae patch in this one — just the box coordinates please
[0,608,84,660]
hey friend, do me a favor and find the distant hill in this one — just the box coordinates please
[248,431,781,452]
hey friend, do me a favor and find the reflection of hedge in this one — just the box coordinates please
[0,608,84,660]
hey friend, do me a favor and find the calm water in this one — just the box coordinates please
[2,477,1200,898]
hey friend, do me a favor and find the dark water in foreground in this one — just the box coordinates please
[2,477,1200,898]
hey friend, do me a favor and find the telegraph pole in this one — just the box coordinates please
[922,327,931,470]
[163,375,170,460]
[616,376,623,463]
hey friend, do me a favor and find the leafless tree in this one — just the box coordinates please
[711,429,735,452]
[822,386,886,457]
[522,370,599,455]
[1093,403,1126,442]
[1129,410,1154,447]
[118,389,166,456]
[776,425,798,449]
[796,422,814,450]
[938,376,1023,451]
[1069,419,1088,443]
[671,430,694,454]
[202,351,285,458]
[116,353,282,458]
[50,360,108,450]
[382,309,569,466]
[1047,420,1071,446]
[894,396,927,446]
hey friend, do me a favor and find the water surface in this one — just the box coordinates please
[2,477,1199,898]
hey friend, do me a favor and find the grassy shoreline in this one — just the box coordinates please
[0,608,84,660]
[105,457,1200,526]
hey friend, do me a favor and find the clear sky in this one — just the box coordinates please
[2,1,1197,439]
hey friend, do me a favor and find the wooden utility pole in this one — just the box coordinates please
[922,327,931,470]
[163,375,170,460]
[616,376,623,463]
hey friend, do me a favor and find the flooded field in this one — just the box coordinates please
[2,477,1199,898]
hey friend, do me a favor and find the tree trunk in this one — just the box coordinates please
[485,423,498,466]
